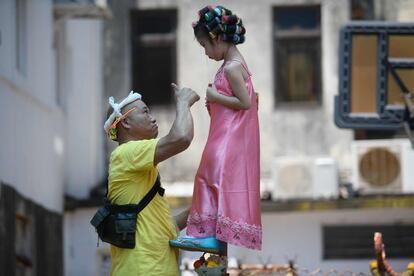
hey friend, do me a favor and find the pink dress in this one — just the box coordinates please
[187,60,262,250]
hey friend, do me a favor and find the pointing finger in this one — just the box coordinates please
[171,83,179,91]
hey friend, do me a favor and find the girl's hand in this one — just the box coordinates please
[205,97,211,116]
[206,84,219,103]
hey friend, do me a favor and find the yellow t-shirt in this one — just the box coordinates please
[108,139,179,276]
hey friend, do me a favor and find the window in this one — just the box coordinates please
[323,224,414,259]
[130,9,177,107]
[273,6,321,105]
[354,129,406,140]
[349,3,407,139]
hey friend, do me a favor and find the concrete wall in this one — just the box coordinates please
[64,208,109,276]
[56,18,106,199]
[0,0,64,213]
[0,0,106,207]
[103,0,134,159]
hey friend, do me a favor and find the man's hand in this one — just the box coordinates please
[171,83,200,107]
[173,207,190,231]
[154,84,199,166]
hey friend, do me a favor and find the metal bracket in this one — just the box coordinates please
[388,62,414,148]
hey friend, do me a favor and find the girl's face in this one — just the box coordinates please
[198,36,225,61]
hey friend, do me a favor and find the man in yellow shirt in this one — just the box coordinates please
[103,84,199,275]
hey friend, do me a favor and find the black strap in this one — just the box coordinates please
[134,175,164,213]
[105,175,164,214]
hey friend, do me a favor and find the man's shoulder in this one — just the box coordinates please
[114,139,159,153]
[110,138,159,166]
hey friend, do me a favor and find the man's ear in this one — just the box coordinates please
[120,118,131,129]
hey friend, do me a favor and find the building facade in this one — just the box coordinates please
[2,0,414,275]
[0,0,107,275]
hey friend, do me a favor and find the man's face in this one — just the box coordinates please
[122,100,158,139]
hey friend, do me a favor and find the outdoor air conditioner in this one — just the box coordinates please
[271,157,338,200]
[54,0,111,18]
[351,139,414,194]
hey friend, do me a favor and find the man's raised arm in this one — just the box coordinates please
[154,83,200,165]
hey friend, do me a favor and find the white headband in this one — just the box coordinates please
[104,91,142,133]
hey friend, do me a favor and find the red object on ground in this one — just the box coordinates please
[194,260,202,269]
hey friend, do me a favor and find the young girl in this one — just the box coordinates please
[170,5,261,252]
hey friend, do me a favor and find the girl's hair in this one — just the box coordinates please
[193,5,246,45]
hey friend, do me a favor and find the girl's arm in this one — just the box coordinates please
[206,63,251,110]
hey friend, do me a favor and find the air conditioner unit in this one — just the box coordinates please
[351,139,414,194]
[54,0,111,19]
[272,157,338,200]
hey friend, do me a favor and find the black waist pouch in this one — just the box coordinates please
[90,176,164,249]
[91,204,138,248]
